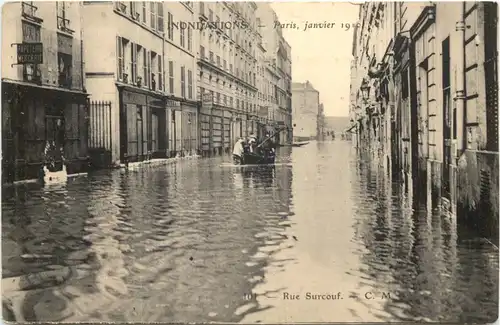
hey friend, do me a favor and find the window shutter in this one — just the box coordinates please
[147,50,151,88]
[116,36,121,80]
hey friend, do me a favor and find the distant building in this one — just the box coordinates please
[292,81,320,141]
[2,1,88,183]
[324,116,350,134]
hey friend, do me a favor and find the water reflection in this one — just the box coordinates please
[2,142,498,323]
[2,153,295,323]
[351,153,499,323]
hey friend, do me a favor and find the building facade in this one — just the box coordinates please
[196,2,260,156]
[2,1,89,183]
[257,3,293,145]
[83,1,199,166]
[350,2,499,239]
[291,81,320,141]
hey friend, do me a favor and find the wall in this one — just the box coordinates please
[2,2,84,91]
[292,84,319,139]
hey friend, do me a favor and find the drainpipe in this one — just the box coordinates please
[455,9,466,154]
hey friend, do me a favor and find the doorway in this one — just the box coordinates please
[442,36,452,199]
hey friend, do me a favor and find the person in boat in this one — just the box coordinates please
[248,133,258,153]
[261,131,277,161]
[232,137,245,165]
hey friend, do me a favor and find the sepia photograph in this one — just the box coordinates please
[1,0,499,323]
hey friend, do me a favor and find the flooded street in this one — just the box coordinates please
[2,141,498,323]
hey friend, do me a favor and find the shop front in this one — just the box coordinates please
[212,107,224,155]
[223,110,232,153]
[180,101,199,156]
[166,98,181,157]
[2,81,88,183]
[119,87,166,163]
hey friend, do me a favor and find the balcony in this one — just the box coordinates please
[57,16,74,34]
[22,2,43,23]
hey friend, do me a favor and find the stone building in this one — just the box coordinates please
[292,81,320,141]
[350,2,498,238]
[256,3,293,144]
[83,1,199,166]
[2,1,89,183]
[197,2,260,156]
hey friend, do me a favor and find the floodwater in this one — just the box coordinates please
[2,141,498,323]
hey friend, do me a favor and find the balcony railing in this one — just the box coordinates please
[22,2,43,23]
[57,16,74,34]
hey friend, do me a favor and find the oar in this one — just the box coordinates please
[257,127,287,148]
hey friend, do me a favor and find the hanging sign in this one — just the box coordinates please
[16,42,43,64]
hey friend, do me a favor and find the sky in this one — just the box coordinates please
[271,2,360,117]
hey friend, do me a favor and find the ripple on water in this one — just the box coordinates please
[2,145,498,323]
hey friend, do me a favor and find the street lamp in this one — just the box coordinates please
[360,82,370,101]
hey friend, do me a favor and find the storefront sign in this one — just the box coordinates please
[123,90,147,105]
[16,42,43,64]
[166,99,181,109]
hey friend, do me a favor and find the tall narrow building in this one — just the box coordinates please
[292,81,320,141]
[2,1,88,183]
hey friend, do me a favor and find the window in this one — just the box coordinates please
[22,1,39,18]
[137,44,143,85]
[56,2,71,33]
[150,2,156,30]
[223,59,227,70]
[115,1,127,13]
[181,66,186,97]
[180,27,185,48]
[209,9,213,21]
[224,95,227,105]
[57,34,73,88]
[230,97,233,108]
[116,36,126,81]
[188,69,193,99]
[142,2,146,24]
[216,92,220,104]
[147,49,151,87]
[157,2,164,32]
[217,55,220,66]
[229,63,233,73]
[158,54,163,91]
[130,2,139,20]
[169,61,174,94]
[22,21,41,82]
[209,51,214,62]
[200,2,205,15]
[143,48,148,87]
[167,12,173,40]
[200,46,205,59]
[187,27,192,51]
[236,99,239,109]
[130,43,138,83]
